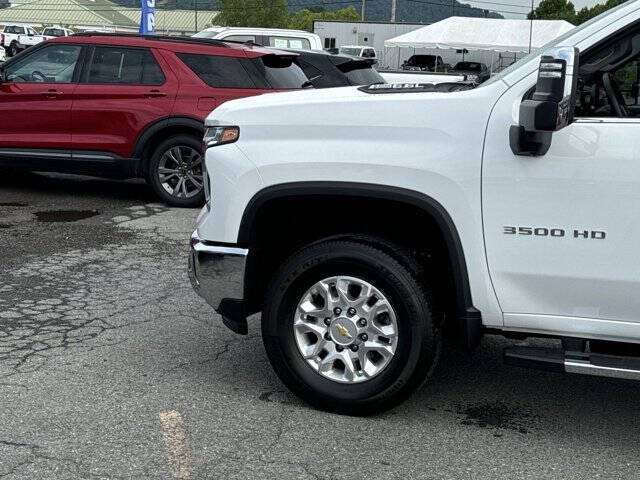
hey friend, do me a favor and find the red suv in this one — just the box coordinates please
[0,34,307,206]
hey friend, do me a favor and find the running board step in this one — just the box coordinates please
[504,346,640,380]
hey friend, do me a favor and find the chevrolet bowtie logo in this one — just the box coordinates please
[336,324,352,339]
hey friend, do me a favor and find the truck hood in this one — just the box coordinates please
[205,83,476,127]
[205,86,367,126]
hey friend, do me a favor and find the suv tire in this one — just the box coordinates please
[145,134,205,208]
[8,42,18,57]
[262,240,439,415]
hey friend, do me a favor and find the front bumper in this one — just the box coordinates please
[188,232,249,334]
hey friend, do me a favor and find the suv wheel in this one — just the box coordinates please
[146,135,205,208]
[8,43,18,57]
[262,240,440,415]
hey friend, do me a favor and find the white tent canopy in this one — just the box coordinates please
[384,17,575,53]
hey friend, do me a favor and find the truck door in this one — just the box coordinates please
[482,28,640,339]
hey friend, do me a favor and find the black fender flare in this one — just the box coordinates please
[238,181,482,349]
[131,116,204,160]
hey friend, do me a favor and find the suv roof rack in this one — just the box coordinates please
[72,32,264,49]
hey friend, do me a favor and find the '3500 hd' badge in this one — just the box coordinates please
[503,226,606,239]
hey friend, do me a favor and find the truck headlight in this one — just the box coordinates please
[203,126,239,149]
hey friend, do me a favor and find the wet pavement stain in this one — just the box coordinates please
[457,401,538,434]
[33,210,99,223]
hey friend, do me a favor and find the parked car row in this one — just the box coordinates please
[0,33,385,205]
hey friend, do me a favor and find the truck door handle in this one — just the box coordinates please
[144,90,167,98]
[41,89,61,98]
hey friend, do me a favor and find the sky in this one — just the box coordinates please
[465,0,605,18]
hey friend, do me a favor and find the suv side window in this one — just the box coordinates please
[4,44,82,83]
[177,53,256,88]
[85,47,165,85]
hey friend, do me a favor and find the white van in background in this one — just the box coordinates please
[193,27,323,50]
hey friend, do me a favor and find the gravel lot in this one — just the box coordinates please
[1,171,640,480]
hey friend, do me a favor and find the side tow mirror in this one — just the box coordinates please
[510,47,579,156]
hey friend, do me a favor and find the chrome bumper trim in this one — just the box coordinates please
[188,231,248,312]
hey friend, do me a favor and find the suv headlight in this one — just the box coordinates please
[203,126,239,149]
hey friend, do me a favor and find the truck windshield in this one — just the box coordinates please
[407,55,436,67]
[483,0,631,87]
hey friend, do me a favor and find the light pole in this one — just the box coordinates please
[361,0,366,21]
[391,0,397,22]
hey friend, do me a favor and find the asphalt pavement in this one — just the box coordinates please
[1,170,639,480]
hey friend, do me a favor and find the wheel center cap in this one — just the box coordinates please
[329,317,357,346]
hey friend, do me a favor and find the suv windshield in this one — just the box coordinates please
[251,54,307,88]
[339,62,384,85]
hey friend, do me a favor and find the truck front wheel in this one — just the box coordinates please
[262,240,439,415]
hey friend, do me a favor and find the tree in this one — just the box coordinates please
[529,0,625,24]
[575,0,624,24]
[287,5,359,32]
[215,0,288,28]
[0,0,9,9]
[528,0,575,23]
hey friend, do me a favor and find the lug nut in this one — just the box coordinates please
[350,344,359,352]
[324,332,331,341]
[324,317,331,326]
[333,307,342,316]
[336,345,344,352]
[347,307,357,316]
[358,318,367,327]
[359,333,368,342]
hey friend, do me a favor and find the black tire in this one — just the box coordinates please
[262,239,440,416]
[8,43,18,57]
[145,134,205,208]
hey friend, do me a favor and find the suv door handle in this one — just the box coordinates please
[144,90,167,98]
[41,89,62,98]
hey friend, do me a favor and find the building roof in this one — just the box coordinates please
[0,0,217,33]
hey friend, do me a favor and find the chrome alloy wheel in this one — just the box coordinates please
[293,276,399,383]
[158,146,203,199]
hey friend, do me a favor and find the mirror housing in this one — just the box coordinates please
[510,47,579,156]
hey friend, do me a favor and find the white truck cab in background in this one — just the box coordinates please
[189,0,640,415]
[338,45,377,59]
[193,27,323,50]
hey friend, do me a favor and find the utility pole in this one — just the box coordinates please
[194,0,199,33]
[391,0,397,22]
[361,0,366,21]
[451,0,455,16]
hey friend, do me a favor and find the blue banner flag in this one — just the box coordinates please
[139,0,155,35]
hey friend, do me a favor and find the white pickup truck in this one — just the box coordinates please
[189,0,640,415]
[1,25,45,57]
